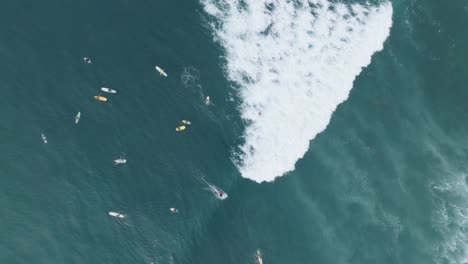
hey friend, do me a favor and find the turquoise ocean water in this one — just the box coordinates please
[1,0,468,263]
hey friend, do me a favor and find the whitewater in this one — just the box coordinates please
[202,0,393,182]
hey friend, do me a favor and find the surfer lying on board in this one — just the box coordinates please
[109,212,125,218]
[199,177,228,200]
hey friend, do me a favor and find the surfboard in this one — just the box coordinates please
[109,212,124,218]
[256,250,263,264]
[101,87,117,93]
[155,66,168,77]
[75,112,81,124]
[114,158,126,165]
[94,96,108,102]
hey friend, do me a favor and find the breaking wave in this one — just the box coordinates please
[201,0,393,182]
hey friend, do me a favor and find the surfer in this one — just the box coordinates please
[212,187,227,200]
[108,211,125,218]
[256,249,263,264]
[155,66,168,77]
[200,177,228,200]
[83,57,92,64]
[114,158,126,165]
[182,120,191,125]
[101,87,117,94]
[170,208,178,213]
[205,96,210,105]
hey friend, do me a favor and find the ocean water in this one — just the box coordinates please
[1,0,468,263]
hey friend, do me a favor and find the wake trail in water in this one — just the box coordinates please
[201,0,393,182]
[180,66,206,101]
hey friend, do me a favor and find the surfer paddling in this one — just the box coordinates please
[108,211,125,218]
[155,66,168,77]
[200,177,228,200]
[114,158,126,165]
[256,249,263,264]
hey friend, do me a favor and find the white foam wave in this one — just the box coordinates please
[202,0,393,182]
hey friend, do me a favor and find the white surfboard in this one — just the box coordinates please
[75,112,81,124]
[101,87,117,93]
[201,178,228,200]
[155,66,168,77]
[114,158,126,165]
[256,249,263,264]
[109,212,125,218]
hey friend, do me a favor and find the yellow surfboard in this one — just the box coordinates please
[176,125,186,131]
[94,95,108,102]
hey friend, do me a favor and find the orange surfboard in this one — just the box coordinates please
[94,95,108,102]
